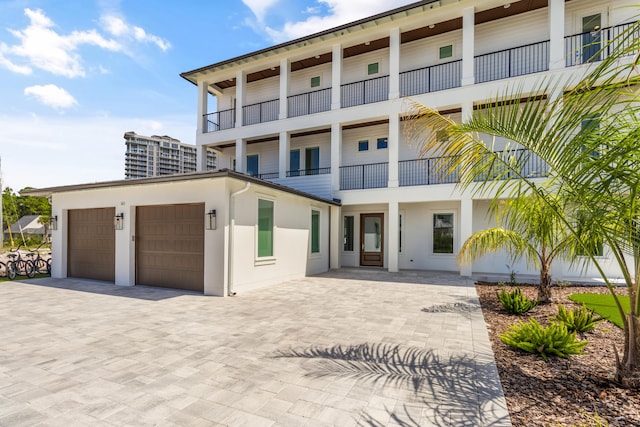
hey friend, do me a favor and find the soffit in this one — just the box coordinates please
[193,0,551,91]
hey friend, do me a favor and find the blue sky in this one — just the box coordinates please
[0,0,415,192]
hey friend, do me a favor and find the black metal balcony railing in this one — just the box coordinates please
[341,75,389,108]
[399,60,462,96]
[254,171,280,180]
[565,21,637,67]
[202,23,639,133]
[340,162,389,190]
[288,88,332,118]
[475,40,549,84]
[204,108,235,133]
[286,167,331,177]
[340,150,548,190]
[243,99,279,126]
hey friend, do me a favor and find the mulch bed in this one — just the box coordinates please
[476,283,640,427]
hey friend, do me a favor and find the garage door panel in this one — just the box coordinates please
[68,208,115,282]
[136,204,204,292]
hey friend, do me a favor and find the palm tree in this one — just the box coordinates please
[407,22,640,385]
[458,194,575,303]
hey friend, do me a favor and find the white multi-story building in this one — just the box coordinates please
[181,0,636,280]
[124,131,216,179]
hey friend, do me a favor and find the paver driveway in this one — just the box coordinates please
[0,269,511,426]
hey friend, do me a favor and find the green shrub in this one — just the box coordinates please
[496,287,538,315]
[552,303,604,333]
[500,318,587,360]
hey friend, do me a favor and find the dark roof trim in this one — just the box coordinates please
[21,170,340,207]
[180,0,439,85]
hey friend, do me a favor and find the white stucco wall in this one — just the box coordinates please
[50,179,228,295]
[229,184,331,293]
[49,176,335,296]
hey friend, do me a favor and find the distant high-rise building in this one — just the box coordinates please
[124,132,216,179]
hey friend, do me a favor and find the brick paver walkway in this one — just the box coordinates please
[0,269,511,426]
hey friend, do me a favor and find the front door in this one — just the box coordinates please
[360,213,384,267]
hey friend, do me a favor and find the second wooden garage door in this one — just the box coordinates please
[136,203,204,292]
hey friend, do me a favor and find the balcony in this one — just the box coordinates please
[204,108,235,133]
[400,60,462,96]
[202,22,639,133]
[243,99,280,126]
[475,40,549,84]
[288,88,332,117]
[341,75,389,108]
[565,21,637,67]
[340,150,549,191]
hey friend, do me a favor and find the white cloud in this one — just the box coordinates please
[258,0,417,42]
[0,8,171,78]
[0,43,32,75]
[2,8,123,78]
[24,84,78,109]
[242,0,280,23]
[101,15,171,51]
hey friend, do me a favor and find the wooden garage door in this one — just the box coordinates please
[136,203,204,292]
[68,207,116,281]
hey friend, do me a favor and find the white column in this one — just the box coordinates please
[235,139,246,173]
[235,70,245,127]
[278,131,289,179]
[330,123,342,195]
[330,205,341,269]
[460,198,473,276]
[549,0,565,70]
[388,113,399,188]
[196,80,209,135]
[279,58,290,119]
[389,27,401,99]
[197,145,208,172]
[331,44,342,110]
[388,201,399,273]
[462,6,475,86]
[462,100,473,123]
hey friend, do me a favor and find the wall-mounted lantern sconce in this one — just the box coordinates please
[50,215,58,231]
[113,213,124,230]
[206,209,217,230]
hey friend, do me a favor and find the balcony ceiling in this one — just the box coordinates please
[206,0,549,90]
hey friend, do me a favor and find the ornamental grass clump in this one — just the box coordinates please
[552,303,604,333]
[497,287,538,315]
[500,318,587,360]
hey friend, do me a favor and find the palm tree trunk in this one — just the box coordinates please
[616,312,640,387]
[538,262,552,304]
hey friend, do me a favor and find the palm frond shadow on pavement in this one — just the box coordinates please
[274,342,510,426]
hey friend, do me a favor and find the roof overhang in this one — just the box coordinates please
[22,170,341,207]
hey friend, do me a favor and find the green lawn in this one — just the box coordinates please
[569,293,630,329]
[0,273,50,283]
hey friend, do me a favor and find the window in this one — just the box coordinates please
[305,147,319,174]
[310,76,320,88]
[247,154,259,177]
[311,210,320,253]
[581,114,601,158]
[358,140,369,151]
[343,216,354,251]
[376,137,388,149]
[439,44,453,59]
[258,199,274,257]
[289,149,300,176]
[367,62,379,75]
[433,213,454,254]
